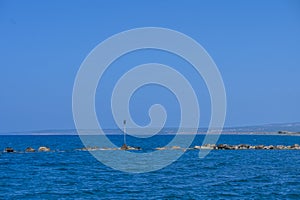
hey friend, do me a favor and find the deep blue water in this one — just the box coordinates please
[0,135,300,199]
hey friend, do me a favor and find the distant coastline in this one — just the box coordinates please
[1,122,300,136]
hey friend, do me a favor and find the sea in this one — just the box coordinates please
[0,134,299,199]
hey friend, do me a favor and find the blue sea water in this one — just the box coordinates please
[0,134,300,199]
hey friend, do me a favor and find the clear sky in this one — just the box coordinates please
[0,0,299,132]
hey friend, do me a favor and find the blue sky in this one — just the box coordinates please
[0,0,299,132]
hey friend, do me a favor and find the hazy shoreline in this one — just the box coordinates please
[1,122,299,136]
[1,132,299,136]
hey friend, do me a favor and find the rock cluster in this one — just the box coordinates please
[76,145,141,151]
[194,144,300,150]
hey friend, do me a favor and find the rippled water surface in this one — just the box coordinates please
[0,135,300,199]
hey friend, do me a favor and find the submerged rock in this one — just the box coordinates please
[156,147,167,150]
[38,146,51,152]
[77,146,100,151]
[25,147,35,152]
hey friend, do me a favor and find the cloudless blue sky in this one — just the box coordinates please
[0,0,299,132]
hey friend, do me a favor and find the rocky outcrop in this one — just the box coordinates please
[238,144,250,149]
[38,146,51,152]
[120,144,141,150]
[278,131,300,135]
[192,144,300,150]
[4,147,14,153]
[25,147,35,152]
[120,144,128,150]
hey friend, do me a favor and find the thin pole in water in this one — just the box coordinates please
[123,120,126,145]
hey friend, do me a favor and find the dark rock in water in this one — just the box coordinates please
[121,144,129,150]
[238,144,250,149]
[120,144,141,150]
[217,144,232,150]
[278,131,300,135]
[133,146,141,150]
[5,147,14,153]
[25,147,35,152]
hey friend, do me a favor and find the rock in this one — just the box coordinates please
[156,147,167,150]
[201,144,216,149]
[127,146,141,150]
[238,144,250,149]
[233,145,239,150]
[217,144,226,150]
[194,145,215,149]
[291,144,300,149]
[120,144,129,150]
[25,147,35,152]
[255,145,265,149]
[217,144,232,150]
[4,147,14,153]
[276,145,285,150]
[192,144,300,151]
[171,146,181,150]
[263,145,275,150]
[120,144,141,150]
[38,146,51,152]
[80,146,100,151]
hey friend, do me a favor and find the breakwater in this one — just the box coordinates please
[3,143,300,153]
